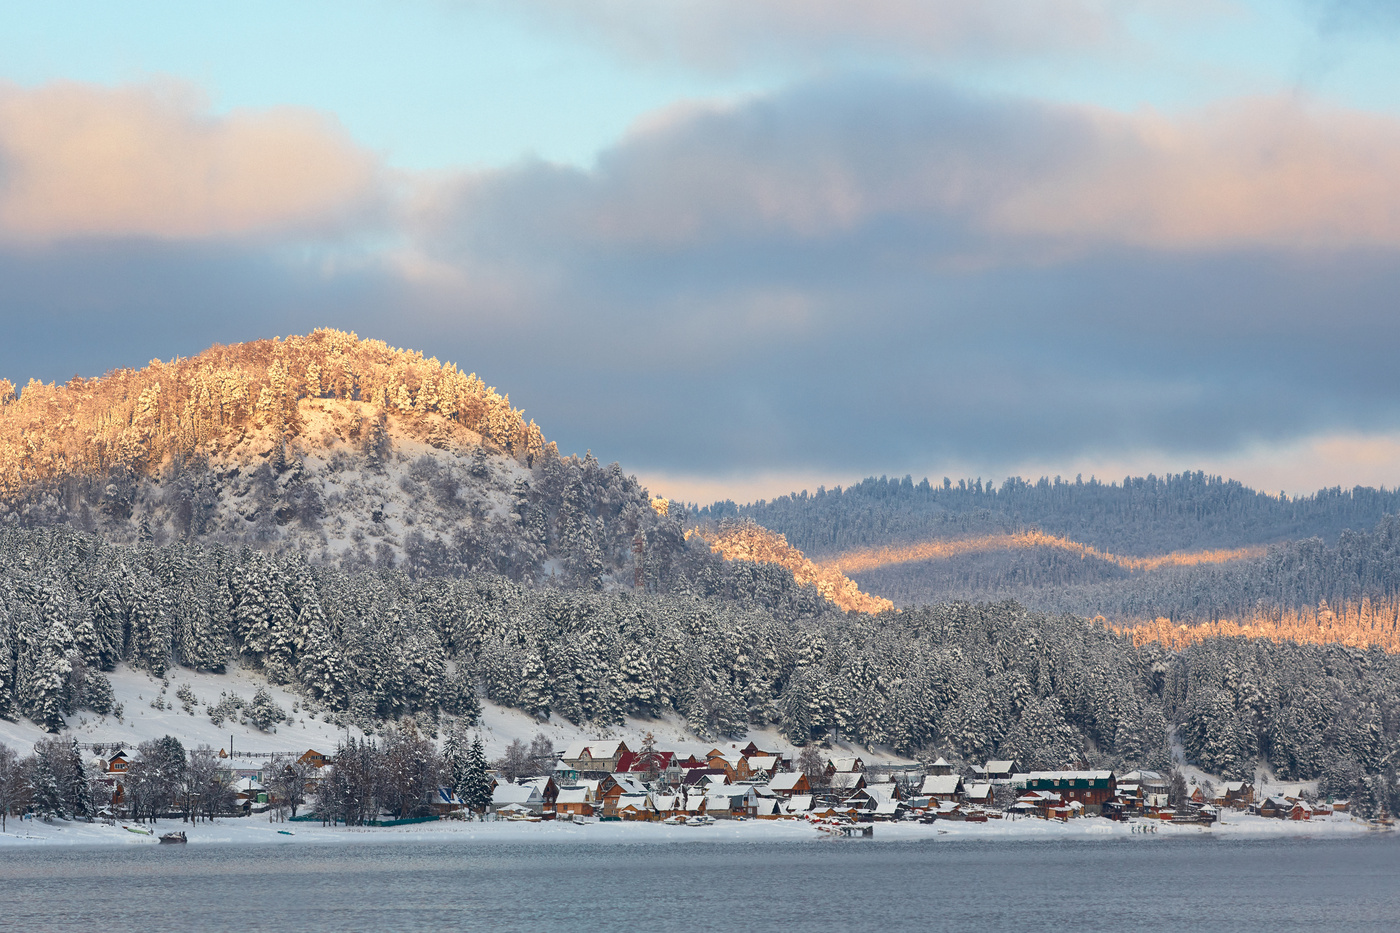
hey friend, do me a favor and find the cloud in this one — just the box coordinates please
[0,81,386,242]
[402,76,1400,476]
[475,0,1192,69]
[428,78,1400,256]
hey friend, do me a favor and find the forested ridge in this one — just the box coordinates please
[1,522,1396,813]
[702,472,1400,558]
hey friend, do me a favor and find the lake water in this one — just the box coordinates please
[3,834,1399,932]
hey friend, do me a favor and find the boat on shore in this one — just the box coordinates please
[159,832,187,844]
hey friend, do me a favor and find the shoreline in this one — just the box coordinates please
[1,813,1391,849]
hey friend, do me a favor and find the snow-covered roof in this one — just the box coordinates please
[747,756,779,771]
[786,794,813,812]
[1025,771,1114,783]
[932,757,950,767]
[963,783,993,799]
[608,776,648,796]
[768,772,805,792]
[874,800,899,815]
[827,756,862,772]
[492,782,542,806]
[920,775,963,795]
[830,772,864,790]
[985,760,1015,772]
[866,784,898,804]
[562,739,625,761]
[557,788,591,805]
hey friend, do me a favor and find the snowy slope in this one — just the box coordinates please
[0,662,912,767]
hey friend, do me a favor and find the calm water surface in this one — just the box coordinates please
[3,834,1399,932]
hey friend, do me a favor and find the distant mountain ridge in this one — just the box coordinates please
[700,471,1400,645]
[701,472,1400,558]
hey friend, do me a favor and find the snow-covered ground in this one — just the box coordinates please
[0,811,1386,849]
[0,664,351,757]
[0,662,910,768]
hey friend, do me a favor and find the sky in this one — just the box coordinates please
[3,1,1400,504]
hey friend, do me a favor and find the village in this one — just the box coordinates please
[74,735,1350,832]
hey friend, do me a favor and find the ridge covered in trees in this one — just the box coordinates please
[0,522,1395,815]
[702,472,1400,558]
[689,520,893,615]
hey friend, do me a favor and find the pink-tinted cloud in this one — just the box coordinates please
[432,81,1400,256]
[995,97,1400,249]
[0,81,385,242]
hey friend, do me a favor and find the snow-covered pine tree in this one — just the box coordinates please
[28,743,64,819]
[463,735,493,815]
[297,602,348,710]
[247,687,287,732]
[64,738,94,822]
[517,652,551,720]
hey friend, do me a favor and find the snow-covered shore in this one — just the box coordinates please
[0,812,1388,849]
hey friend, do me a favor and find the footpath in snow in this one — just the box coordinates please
[0,812,1389,849]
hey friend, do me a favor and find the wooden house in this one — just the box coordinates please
[104,749,131,774]
[616,750,676,776]
[1024,772,1116,811]
[615,793,655,821]
[785,794,814,815]
[983,760,1017,783]
[519,776,558,811]
[652,794,683,820]
[919,775,964,803]
[432,787,465,816]
[829,772,867,796]
[561,740,630,775]
[555,787,595,817]
[767,772,811,797]
[1290,802,1313,821]
[492,781,545,815]
[1219,782,1255,808]
[745,756,781,780]
[682,768,728,788]
[1118,770,1169,808]
[825,756,864,776]
[927,757,953,776]
[962,783,994,807]
[298,749,330,770]
[754,798,787,819]
[706,751,753,782]
[601,777,649,817]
